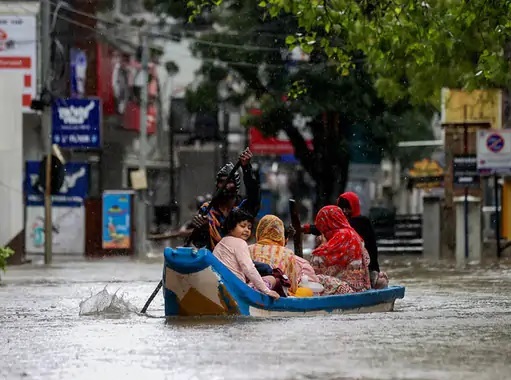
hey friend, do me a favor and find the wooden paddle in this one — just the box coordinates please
[288,199,303,257]
[140,159,243,314]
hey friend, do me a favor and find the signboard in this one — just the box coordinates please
[25,206,85,254]
[0,15,37,112]
[96,43,157,134]
[25,161,89,207]
[52,98,101,148]
[102,191,133,249]
[407,158,444,189]
[441,89,502,129]
[248,109,313,155]
[453,154,479,188]
[477,129,511,174]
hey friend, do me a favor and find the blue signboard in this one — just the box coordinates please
[52,98,101,149]
[25,161,89,207]
[102,191,133,250]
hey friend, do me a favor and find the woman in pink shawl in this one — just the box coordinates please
[311,205,371,293]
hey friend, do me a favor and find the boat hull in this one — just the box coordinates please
[163,247,405,318]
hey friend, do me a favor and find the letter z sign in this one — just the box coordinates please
[51,98,101,149]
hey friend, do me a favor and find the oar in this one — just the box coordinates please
[289,199,303,257]
[140,159,243,314]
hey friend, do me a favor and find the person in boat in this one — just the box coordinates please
[337,192,388,289]
[302,192,388,289]
[248,215,299,293]
[310,205,371,294]
[213,207,280,299]
[264,215,354,296]
[190,148,261,250]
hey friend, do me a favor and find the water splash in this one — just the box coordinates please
[79,286,138,317]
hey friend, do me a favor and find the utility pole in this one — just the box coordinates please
[41,0,53,265]
[135,30,149,257]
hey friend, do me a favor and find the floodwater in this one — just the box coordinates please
[1,254,511,380]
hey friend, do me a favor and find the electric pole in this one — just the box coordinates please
[41,0,53,265]
[135,30,149,257]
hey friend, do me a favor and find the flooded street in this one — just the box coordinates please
[1,255,511,380]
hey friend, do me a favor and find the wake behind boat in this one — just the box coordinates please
[163,246,406,318]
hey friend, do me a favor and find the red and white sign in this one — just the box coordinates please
[477,129,511,174]
[0,15,37,113]
[248,108,314,155]
[96,43,158,134]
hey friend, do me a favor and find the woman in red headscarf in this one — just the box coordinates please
[311,205,371,293]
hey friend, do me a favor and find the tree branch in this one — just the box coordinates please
[281,122,318,179]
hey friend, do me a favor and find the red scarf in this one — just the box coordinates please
[312,205,364,268]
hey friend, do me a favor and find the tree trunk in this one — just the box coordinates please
[282,111,350,213]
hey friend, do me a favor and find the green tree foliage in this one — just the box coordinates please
[188,0,511,105]
[150,0,434,207]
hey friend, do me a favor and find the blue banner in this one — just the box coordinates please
[52,98,101,149]
[25,161,89,207]
[102,191,133,250]
[70,48,87,98]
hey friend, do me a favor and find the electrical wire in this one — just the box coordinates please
[48,0,284,52]
[47,0,296,39]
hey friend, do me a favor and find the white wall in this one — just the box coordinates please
[0,72,23,246]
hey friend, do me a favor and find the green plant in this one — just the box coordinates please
[0,247,14,272]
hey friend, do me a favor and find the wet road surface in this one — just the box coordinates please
[1,255,511,380]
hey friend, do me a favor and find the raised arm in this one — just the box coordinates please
[239,149,261,216]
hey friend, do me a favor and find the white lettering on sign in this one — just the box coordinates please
[69,134,91,143]
[29,167,86,194]
[58,101,95,124]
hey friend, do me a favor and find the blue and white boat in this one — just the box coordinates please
[163,247,406,318]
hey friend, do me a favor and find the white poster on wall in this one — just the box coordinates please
[25,206,85,255]
[0,14,37,112]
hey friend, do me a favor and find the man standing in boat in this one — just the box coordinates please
[189,148,261,250]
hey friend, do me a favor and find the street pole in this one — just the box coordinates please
[167,80,178,227]
[463,105,469,260]
[136,30,149,257]
[41,0,53,265]
[494,173,502,258]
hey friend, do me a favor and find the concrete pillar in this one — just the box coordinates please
[454,195,482,265]
[422,195,442,262]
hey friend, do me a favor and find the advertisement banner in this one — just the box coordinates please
[96,43,158,134]
[248,109,314,155]
[52,98,101,149]
[102,191,133,249]
[25,161,89,207]
[0,15,37,112]
[70,48,87,97]
[25,206,85,254]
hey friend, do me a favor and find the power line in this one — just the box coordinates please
[6,2,363,71]
[47,0,294,39]
[54,13,304,69]
[48,0,284,52]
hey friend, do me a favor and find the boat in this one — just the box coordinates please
[163,246,406,318]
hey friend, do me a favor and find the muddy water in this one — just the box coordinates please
[1,255,511,380]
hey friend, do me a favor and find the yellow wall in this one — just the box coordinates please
[503,179,511,240]
[441,88,502,129]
